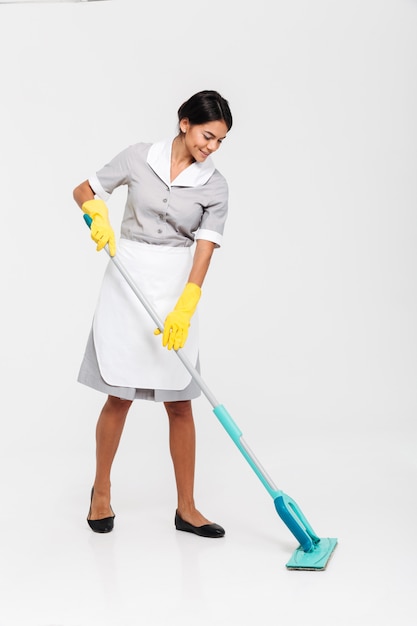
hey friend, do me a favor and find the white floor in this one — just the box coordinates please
[1,387,416,626]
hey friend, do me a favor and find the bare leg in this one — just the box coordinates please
[164,400,212,527]
[88,395,132,521]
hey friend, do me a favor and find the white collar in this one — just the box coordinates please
[147,138,215,188]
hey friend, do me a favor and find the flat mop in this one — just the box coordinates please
[83,215,337,570]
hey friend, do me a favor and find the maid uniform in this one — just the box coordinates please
[78,138,229,402]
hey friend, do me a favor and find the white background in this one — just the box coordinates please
[0,0,416,625]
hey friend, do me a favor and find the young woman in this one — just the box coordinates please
[73,90,233,538]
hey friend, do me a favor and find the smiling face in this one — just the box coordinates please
[180,119,228,163]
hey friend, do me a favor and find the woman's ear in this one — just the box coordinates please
[180,118,190,134]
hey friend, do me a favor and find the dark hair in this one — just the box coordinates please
[177,90,233,132]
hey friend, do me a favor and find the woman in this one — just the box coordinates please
[73,90,233,537]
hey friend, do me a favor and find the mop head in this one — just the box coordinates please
[286,537,338,570]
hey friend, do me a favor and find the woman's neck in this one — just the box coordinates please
[170,135,195,181]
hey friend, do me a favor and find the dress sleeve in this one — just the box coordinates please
[88,145,135,200]
[195,171,229,248]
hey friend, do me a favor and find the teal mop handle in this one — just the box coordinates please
[213,404,320,552]
[213,404,281,498]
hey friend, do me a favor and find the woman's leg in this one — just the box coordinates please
[88,395,132,520]
[164,400,212,527]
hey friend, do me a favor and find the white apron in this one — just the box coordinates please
[92,238,198,389]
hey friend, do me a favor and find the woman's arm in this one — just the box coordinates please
[157,239,216,349]
[73,180,95,209]
[188,239,216,287]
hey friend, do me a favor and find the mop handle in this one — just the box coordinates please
[82,216,329,554]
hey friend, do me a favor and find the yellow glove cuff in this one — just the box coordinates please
[82,198,109,221]
[175,282,201,315]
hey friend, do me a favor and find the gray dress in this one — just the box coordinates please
[78,138,229,401]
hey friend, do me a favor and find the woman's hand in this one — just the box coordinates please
[82,198,116,257]
[155,282,201,350]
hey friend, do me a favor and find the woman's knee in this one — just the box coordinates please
[105,395,133,417]
[164,400,193,420]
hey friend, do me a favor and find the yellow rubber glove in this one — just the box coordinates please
[155,282,201,350]
[82,199,116,257]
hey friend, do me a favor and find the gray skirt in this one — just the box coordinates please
[77,329,202,402]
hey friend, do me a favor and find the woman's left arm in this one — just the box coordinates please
[188,240,216,287]
[157,240,217,350]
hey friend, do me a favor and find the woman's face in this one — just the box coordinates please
[181,119,228,163]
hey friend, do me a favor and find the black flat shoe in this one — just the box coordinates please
[175,511,225,538]
[87,487,115,534]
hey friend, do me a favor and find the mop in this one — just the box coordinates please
[83,215,337,570]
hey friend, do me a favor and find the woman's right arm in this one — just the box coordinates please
[73,180,95,209]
